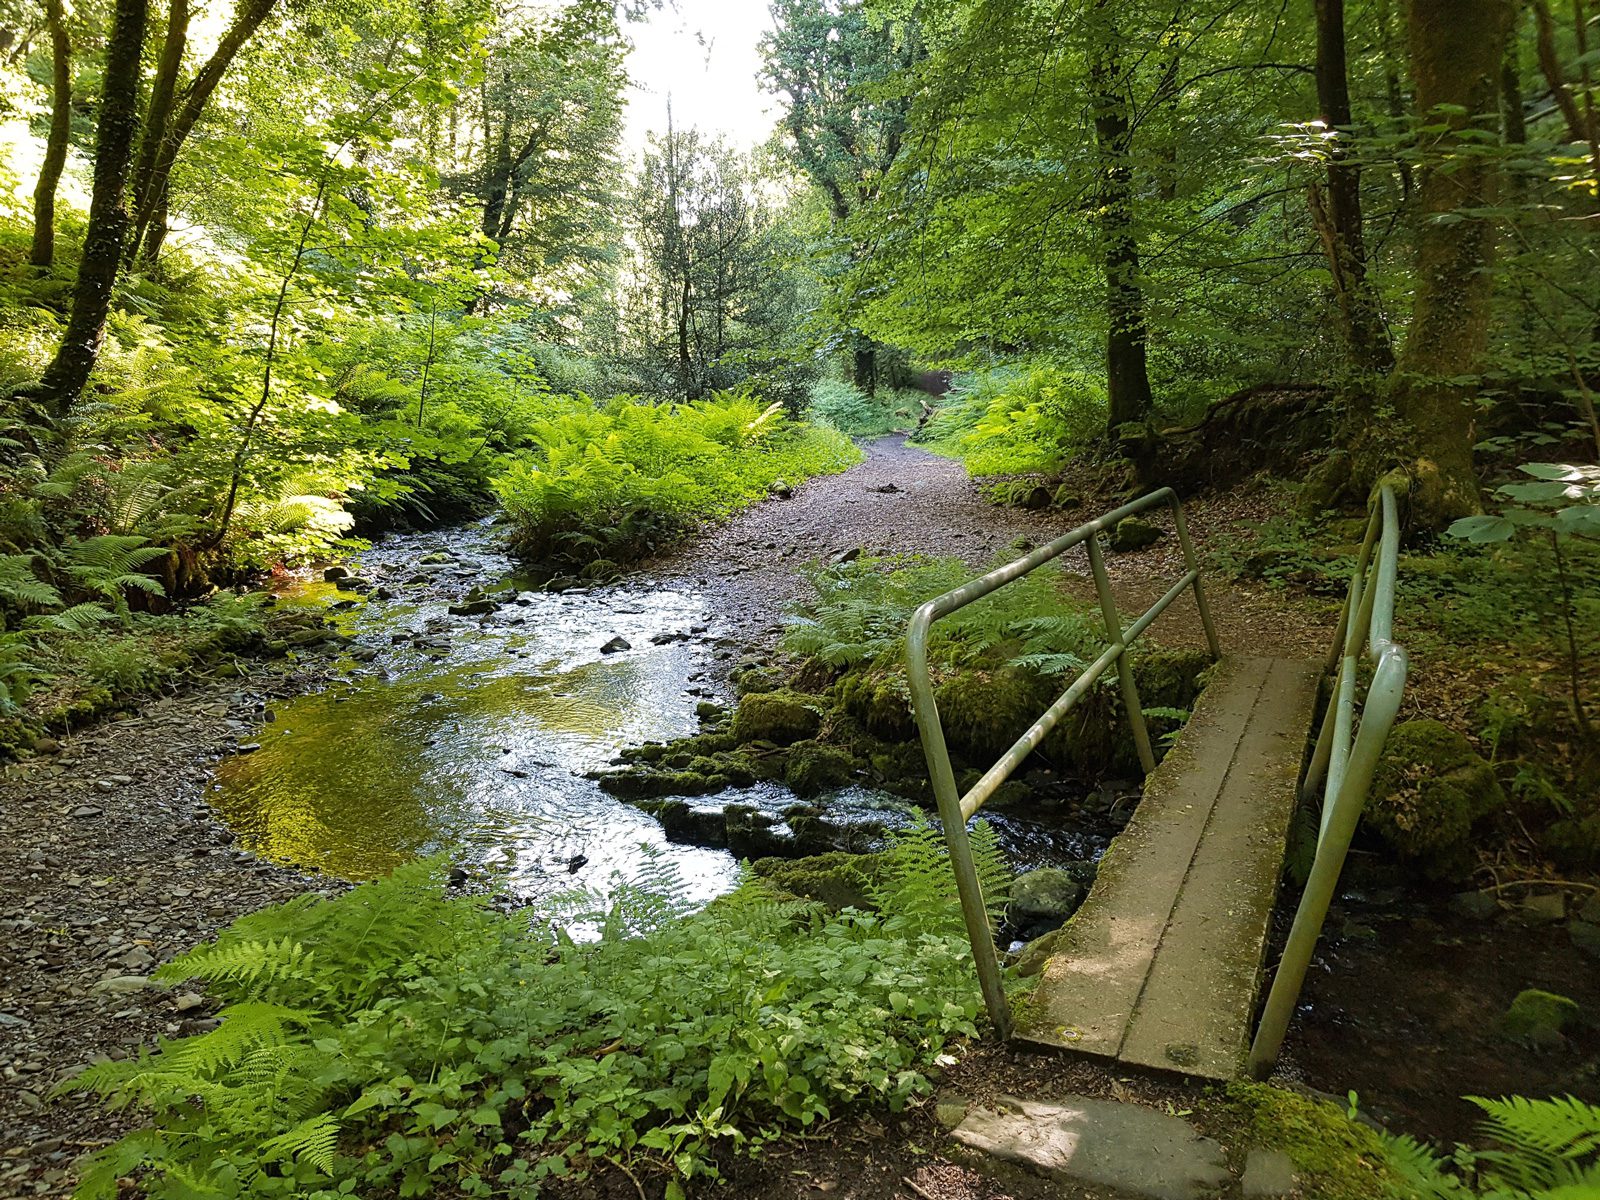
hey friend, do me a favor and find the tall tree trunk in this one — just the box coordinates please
[1310,0,1395,376]
[1387,0,1516,527]
[28,0,148,423]
[29,0,70,270]
[125,0,187,270]
[852,340,877,396]
[128,0,276,265]
[1090,22,1154,438]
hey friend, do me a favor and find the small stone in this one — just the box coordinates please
[1519,893,1566,923]
[172,993,205,1014]
[1569,920,1600,962]
[448,599,497,617]
[1448,890,1500,921]
[323,566,351,582]
[94,976,153,994]
[234,743,261,754]
[93,780,117,793]
[1241,1149,1296,1198]
[69,805,104,819]
[32,737,60,755]
[600,636,632,654]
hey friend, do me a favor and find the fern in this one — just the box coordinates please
[62,535,168,623]
[1381,1095,1600,1199]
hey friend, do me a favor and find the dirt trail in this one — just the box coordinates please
[655,434,1324,658]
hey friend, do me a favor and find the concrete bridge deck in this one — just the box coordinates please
[1016,656,1321,1080]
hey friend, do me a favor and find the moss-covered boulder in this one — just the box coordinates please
[784,742,856,797]
[731,689,822,746]
[1364,720,1504,879]
[1497,989,1580,1045]
[753,852,883,910]
[833,671,915,740]
[1006,865,1094,940]
[733,664,787,697]
[1109,517,1163,552]
[1545,813,1600,869]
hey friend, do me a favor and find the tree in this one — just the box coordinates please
[25,0,146,425]
[762,0,920,392]
[1384,0,1517,527]
[618,121,808,402]
[28,0,71,269]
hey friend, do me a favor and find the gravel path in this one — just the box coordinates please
[0,672,334,1197]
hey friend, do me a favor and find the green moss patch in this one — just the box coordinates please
[1223,1082,1410,1200]
[1365,719,1505,879]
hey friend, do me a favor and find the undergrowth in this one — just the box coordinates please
[781,553,1103,676]
[493,390,859,576]
[913,363,1105,476]
[1382,1094,1600,1198]
[65,822,1013,1199]
[805,379,925,438]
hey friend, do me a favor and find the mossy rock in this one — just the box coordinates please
[1364,720,1504,879]
[752,852,884,910]
[1223,1082,1410,1200]
[733,664,787,697]
[1006,865,1093,940]
[1497,988,1580,1044]
[1108,517,1163,552]
[784,742,856,798]
[832,671,914,740]
[731,690,823,746]
[1545,814,1600,869]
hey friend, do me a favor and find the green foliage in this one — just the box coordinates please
[781,553,1101,674]
[66,831,1011,1198]
[493,391,859,573]
[805,379,923,438]
[1382,1095,1600,1199]
[915,364,1106,476]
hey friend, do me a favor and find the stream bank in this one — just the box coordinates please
[3,437,1594,1197]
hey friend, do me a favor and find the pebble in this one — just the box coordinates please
[68,806,104,819]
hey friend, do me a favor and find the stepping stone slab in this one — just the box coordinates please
[950,1094,1229,1200]
[1241,1148,1297,1198]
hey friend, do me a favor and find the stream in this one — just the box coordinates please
[209,519,1116,906]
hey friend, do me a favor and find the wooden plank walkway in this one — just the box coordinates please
[1015,656,1320,1080]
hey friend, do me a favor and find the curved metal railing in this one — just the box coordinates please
[1247,484,1409,1076]
[905,488,1220,1038]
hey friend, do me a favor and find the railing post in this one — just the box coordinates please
[1250,647,1409,1077]
[907,606,1012,1039]
[1170,498,1221,659]
[1086,535,1157,775]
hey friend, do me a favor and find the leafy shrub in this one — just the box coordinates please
[494,390,859,573]
[805,379,923,438]
[66,825,1012,1199]
[915,363,1106,476]
[782,554,1102,676]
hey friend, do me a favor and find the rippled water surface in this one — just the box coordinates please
[211,523,743,901]
[211,520,1117,902]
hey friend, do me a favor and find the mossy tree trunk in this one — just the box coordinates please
[1089,2,1154,440]
[1381,0,1515,528]
[28,0,148,425]
[28,0,71,271]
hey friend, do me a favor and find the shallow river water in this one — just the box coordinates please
[209,520,1116,905]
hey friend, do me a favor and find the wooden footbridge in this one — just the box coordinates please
[907,487,1408,1080]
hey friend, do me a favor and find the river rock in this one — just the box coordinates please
[322,566,350,582]
[448,599,497,617]
[1007,865,1093,940]
[600,636,632,654]
[69,805,104,819]
[1497,988,1580,1045]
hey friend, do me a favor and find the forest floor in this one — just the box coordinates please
[1,436,1593,1199]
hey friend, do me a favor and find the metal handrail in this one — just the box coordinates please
[1248,485,1408,1077]
[906,488,1221,1038]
